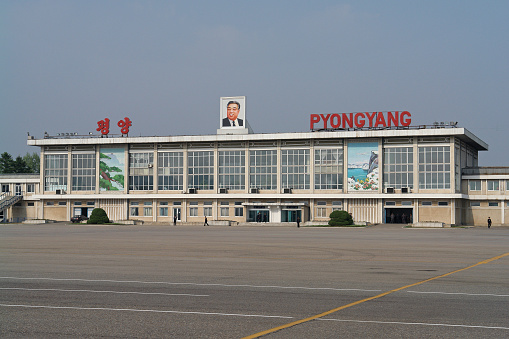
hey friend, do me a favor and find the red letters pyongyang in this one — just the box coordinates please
[310,111,411,130]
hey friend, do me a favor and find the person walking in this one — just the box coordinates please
[297,216,300,228]
[488,217,492,229]
[173,215,177,226]
[204,216,209,226]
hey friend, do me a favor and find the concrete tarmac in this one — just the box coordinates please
[0,223,508,338]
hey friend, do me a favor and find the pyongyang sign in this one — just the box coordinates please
[310,111,411,130]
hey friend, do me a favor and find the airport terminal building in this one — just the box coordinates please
[2,97,508,226]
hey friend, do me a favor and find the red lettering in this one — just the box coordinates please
[320,114,331,129]
[330,114,341,128]
[366,112,377,127]
[118,117,132,134]
[387,112,399,127]
[375,112,386,127]
[342,113,353,128]
[354,113,365,128]
[310,114,320,130]
[400,111,411,126]
[96,118,110,135]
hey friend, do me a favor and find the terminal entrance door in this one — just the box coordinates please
[248,209,269,222]
[385,208,413,224]
[73,207,92,217]
[281,209,301,223]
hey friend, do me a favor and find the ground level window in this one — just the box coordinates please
[189,207,198,216]
[159,207,168,216]
[144,207,152,216]
[438,201,448,206]
[130,207,139,216]
[204,207,212,217]
[235,207,243,217]
[220,207,229,217]
[317,207,327,218]
[489,202,499,207]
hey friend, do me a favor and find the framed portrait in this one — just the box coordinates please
[220,96,246,129]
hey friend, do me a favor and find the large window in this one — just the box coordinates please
[249,150,277,190]
[44,154,68,191]
[314,149,343,190]
[188,151,214,190]
[418,146,450,189]
[158,152,183,190]
[218,150,245,190]
[72,154,96,191]
[383,147,413,189]
[129,152,154,190]
[281,149,310,189]
[469,180,481,191]
[487,180,499,191]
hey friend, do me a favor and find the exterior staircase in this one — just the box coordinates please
[0,192,23,216]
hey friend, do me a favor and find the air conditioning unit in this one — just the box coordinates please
[250,188,259,194]
[401,187,410,193]
[385,187,394,194]
[188,188,197,194]
[282,188,292,194]
[218,188,227,194]
[56,189,62,194]
[148,164,153,168]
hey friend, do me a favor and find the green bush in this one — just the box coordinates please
[87,208,109,224]
[328,210,353,226]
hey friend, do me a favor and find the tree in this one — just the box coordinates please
[87,208,110,224]
[0,152,15,174]
[23,152,40,173]
[14,156,30,173]
[328,210,354,226]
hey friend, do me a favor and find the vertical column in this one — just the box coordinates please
[182,143,188,192]
[245,143,249,193]
[67,147,72,194]
[413,137,419,193]
[153,144,158,194]
[309,140,315,193]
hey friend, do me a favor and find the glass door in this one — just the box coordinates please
[281,210,301,222]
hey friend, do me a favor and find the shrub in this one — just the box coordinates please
[328,210,353,226]
[87,208,109,224]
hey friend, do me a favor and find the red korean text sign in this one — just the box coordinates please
[97,117,132,135]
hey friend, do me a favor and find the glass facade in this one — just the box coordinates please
[314,149,343,190]
[218,150,245,190]
[281,149,310,189]
[383,147,413,189]
[44,154,68,191]
[158,152,183,190]
[129,153,154,190]
[72,154,96,191]
[188,151,214,190]
[249,150,277,189]
[418,146,451,189]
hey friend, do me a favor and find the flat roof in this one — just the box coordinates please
[28,127,488,151]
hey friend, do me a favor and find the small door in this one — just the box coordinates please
[173,208,181,221]
[15,184,22,196]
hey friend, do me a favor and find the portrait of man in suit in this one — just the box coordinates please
[222,101,244,127]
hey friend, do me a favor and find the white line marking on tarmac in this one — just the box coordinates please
[0,277,381,292]
[0,304,293,319]
[319,318,509,330]
[0,287,208,297]
[406,290,509,297]
[1,303,506,331]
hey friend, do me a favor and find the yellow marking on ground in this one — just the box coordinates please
[242,252,509,339]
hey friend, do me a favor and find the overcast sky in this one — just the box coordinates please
[2,1,508,165]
